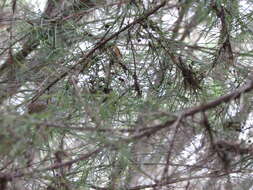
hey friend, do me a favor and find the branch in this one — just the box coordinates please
[128,170,243,190]
[0,147,101,180]
[183,76,253,117]
[126,75,253,140]
[90,169,244,190]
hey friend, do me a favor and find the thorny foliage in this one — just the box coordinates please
[1,0,253,189]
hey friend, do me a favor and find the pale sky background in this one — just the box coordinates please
[29,0,46,11]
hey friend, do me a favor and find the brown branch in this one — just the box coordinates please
[34,121,139,133]
[0,147,101,181]
[126,75,253,141]
[127,170,243,190]
[201,111,215,149]
[90,169,244,190]
[183,77,253,117]
[161,116,181,180]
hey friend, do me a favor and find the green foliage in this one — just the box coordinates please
[1,0,253,189]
